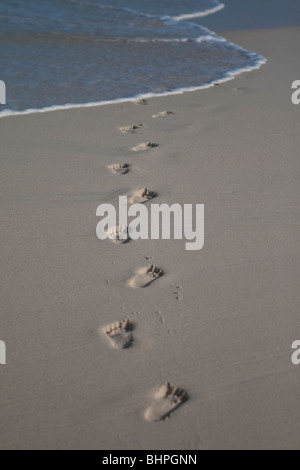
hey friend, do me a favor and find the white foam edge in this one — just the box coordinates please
[0,49,266,120]
[170,3,225,22]
[112,2,225,23]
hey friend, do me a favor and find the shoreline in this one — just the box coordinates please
[1,0,299,120]
[0,52,265,119]
[0,26,299,450]
[0,29,265,120]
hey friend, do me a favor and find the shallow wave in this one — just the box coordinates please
[0,54,266,120]
[0,0,266,118]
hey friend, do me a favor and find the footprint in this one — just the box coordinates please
[129,188,157,205]
[144,383,188,422]
[131,142,159,152]
[152,111,175,118]
[156,311,166,325]
[173,285,183,302]
[102,319,134,350]
[120,124,143,134]
[135,99,148,106]
[108,163,130,175]
[128,264,164,288]
[107,225,130,244]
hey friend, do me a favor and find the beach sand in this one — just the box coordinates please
[0,27,299,450]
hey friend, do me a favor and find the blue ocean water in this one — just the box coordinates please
[0,0,265,116]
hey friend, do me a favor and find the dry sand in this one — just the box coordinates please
[0,27,299,450]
